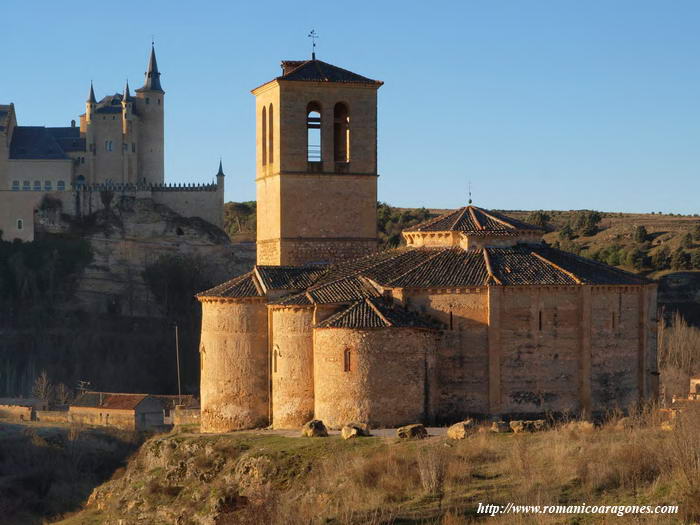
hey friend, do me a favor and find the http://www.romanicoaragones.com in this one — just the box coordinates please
[476,502,679,518]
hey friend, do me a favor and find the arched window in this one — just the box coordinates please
[306,102,322,163]
[273,345,280,373]
[33,180,41,191]
[343,349,351,372]
[333,102,350,163]
[44,181,52,191]
[57,180,66,191]
[11,180,19,191]
[75,175,86,188]
[268,103,274,164]
[261,106,267,166]
[22,181,30,191]
[17,219,23,230]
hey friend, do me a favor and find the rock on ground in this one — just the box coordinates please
[447,419,477,440]
[396,424,428,439]
[341,423,371,440]
[301,419,328,437]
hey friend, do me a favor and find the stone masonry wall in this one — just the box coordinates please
[399,289,490,420]
[270,306,315,428]
[498,287,582,416]
[199,299,269,432]
[313,327,437,428]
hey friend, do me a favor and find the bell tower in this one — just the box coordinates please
[252,57,383,266]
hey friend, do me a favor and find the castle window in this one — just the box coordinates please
[157,98,161,106]
[261,106,267,166]
[33,180,41,191]
[105,140,113,152]
[146,98,150,105]
[176,227,184,236]
[333,102,350,163]
[611,311,616,330]
[22,181,30,191]
[57,180,65,191]
[16,219,23,230]
[123,143,128,152]
[538,310,543,331]
[307,102,322,163]
[343,349,351,372]
[132,143,136,153]
[268,103,274,164]
[44,181,52,191]
[11,181,19,191]
[81,156,85,164]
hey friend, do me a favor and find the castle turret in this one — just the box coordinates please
[134,45,164,185]
[215,159,225,227]
[86,82,96,122]
[122,80,137,183]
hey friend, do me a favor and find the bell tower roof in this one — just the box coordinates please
[136,44,164,94]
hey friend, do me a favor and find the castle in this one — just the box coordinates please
[0,46,224,241]
[197,55,659,431]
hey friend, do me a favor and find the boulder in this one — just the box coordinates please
[301,419,328,438]
[341,423,371,440]
[490,421,511,433]
[509,420,525,433]
[396,424,428,439]
[446,419,477,440]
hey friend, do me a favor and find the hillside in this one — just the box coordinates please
[56,411,699,525]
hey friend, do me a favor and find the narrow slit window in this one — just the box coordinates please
[538,310,543,331]
[261,106,267,166]
[333,102,350,162]
[16,219,23,230]
[343,349,351,372]
[307,102,322,162]
[273,348,278,373]
[611,311,616,330]
[268,103,274,164]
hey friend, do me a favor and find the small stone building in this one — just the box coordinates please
[197,54,658,432]
[69,392,164,431]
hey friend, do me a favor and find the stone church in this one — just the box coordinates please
[0,45,224,241]
[197,55,658,432]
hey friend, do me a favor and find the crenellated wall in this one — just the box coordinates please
[199,299,269,432]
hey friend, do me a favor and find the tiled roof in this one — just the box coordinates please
[404,205,542,234]
[10,127,68,159]
[197,271,262,299]
[318,297,436,329]
[256,265,327,291]
[71,392,149,410]
[277,59,383,85]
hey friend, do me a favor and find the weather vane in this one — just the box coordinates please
[308,29,318,59]
[468,181,473,205]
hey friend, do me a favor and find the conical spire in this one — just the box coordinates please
[216,158,225,177]
[123,79,131,100]
[139,44,164,93]
[87,81,96,104]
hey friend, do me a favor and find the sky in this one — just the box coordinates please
[1,1,699,214]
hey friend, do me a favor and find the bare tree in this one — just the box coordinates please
[32,370,53,402]
[55,383,73,405]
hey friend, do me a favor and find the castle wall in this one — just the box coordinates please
[90,116,126,184]
[398,288,490,420]
[199,299,269,432]
[153,187,223,228]
[313,327,437,428]
[0,190,43,241]
[6,158,72,190]
[270,306,314,428]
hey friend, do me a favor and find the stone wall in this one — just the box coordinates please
[313,327,437,428]
[498,287,582,416]
[68,407,137,430]
[270,306,314,428]
[0,404,33,421]
[173,407,201,426]
[398,288,490,420]
[35,410,71,424]
[199,299,269,432]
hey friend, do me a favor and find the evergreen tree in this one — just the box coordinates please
[651,246,671,270]
[691,250,700,269]
[681,233,693,249]
[526,210,550,230]
[633,225,648,243]
[670,248,690,271]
